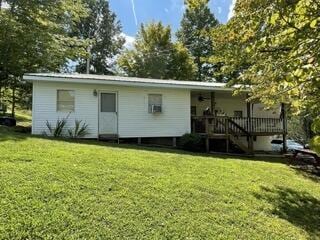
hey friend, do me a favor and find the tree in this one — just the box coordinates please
[212,0,320,152]
[118,22,195,80]
[177,0,219,81]
[0,0,89,116]
[73,0,125,74]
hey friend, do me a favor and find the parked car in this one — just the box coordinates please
[271,139,304,153]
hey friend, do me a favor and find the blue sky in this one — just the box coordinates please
[109,0,236,40]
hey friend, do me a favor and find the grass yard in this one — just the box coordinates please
[0,126,320,239]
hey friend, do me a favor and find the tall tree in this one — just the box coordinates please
[118,22,195,80]
[177,0,219,81]
[211,0,320,151]
[73,0,125,74]
[0,0,88,116]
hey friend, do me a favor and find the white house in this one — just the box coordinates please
[24,73,287,154]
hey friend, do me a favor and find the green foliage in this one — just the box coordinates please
[212,0,320,115]
[287,115,313,144]
[0,0,89,115]
[212,0,320,151]
[177,0,219,81]
[118,22,196,80]
[179,133,204,152]
[1,128,320,239]
[46,115,89,139]
[46,117,68,138]
[311,117,320,153]
[73,0,125,74]
[68,120,89,138]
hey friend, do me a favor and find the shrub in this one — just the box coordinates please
[179,133,204,152]
[310,117,320,153]
[68,120,89,138]
[45,116,69,137]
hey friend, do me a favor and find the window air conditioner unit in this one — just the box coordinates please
[151,105,162,113]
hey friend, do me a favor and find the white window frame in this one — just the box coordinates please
[57,90,75,112]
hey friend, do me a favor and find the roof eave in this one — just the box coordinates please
[23,75,249,92]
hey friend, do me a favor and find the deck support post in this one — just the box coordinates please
[172,137,177,147]
[205,137,210,153]
[246,96,254,154]
[226,118,229,153]
[192,119,196,133]
[138,137,142,145]
[210,92,216,116]
[205,117,210,152]
[282,103,288,153]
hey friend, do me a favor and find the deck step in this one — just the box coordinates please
[229,135,251,154]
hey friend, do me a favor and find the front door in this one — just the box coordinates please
[99,92,118,135]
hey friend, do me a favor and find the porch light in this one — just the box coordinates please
[93,89,98,97]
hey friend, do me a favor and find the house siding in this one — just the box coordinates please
[32,81,191,138]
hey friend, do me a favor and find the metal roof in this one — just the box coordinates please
[24,73,244,91]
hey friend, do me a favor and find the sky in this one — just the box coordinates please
[109,0,236,48]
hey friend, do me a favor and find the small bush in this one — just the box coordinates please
[68,120,89,138]
[179,133,204,152]
[46,116,69,137]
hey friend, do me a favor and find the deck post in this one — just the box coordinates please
[226,118,229,153]
[137,137,142,145]
[192,118,196,133]
[205,137,210,153]
[172,137,177,147]
[246,96,254,154]
[205,117,209,134]
[282,103,288,153]
[210,92,216,116]
[205,117,210,152]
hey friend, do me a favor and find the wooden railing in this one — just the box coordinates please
[192,116,284,135]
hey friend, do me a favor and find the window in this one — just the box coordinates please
[101,93,116,112]
[234,111,243,118]
[148,94,162,113]
[57,90,75,112]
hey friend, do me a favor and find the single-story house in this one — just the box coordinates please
[24,73,287,154]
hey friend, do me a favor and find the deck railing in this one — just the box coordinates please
[192,116,284,135]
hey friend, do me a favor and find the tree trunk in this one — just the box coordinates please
[11,86,15,117]
[196,56,202,81]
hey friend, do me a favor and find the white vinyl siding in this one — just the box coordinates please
[32,81,191,138]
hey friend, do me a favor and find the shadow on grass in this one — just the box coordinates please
[254,186,320,238]
[0,128,287,165]
[291,165,320,183]
[0,126,29,142]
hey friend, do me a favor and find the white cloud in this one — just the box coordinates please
[217,6,222,14]
[228,0,237,20]
[170,0,184,12]
[130,0,138,26]
[121,33,135,50]
[164,8,169,13]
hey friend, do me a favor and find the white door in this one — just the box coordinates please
[99,92,118,135]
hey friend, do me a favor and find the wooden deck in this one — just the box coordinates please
[192,116,286,154]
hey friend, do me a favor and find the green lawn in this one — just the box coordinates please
[0,127,320,239]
